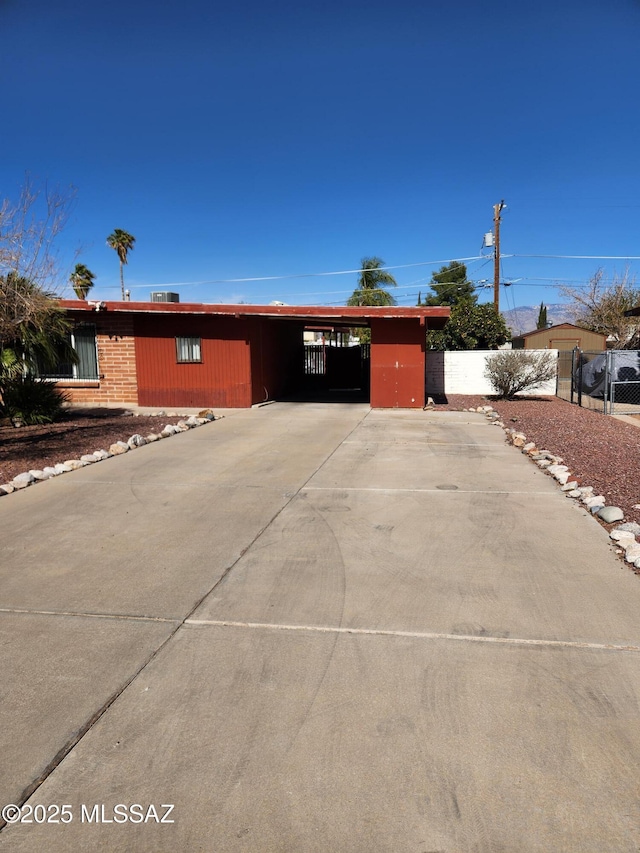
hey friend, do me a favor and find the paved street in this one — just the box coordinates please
[1,403,640,851]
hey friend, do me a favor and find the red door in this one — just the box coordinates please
[370,319,425,408]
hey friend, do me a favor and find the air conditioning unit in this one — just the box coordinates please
[150,291,180,303]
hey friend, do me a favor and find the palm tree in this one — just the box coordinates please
[106,229,136,300]
[347,257,397,307]
[70,263,96,300]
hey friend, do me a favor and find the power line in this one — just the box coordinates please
[114,255,486,290]
[512,254,640,260]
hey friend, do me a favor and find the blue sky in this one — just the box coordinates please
[2,0,640,311]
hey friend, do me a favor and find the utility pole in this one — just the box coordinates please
[493,200,505,312]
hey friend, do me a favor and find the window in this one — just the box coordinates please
[37,324,99,380]
[176,336,202,363]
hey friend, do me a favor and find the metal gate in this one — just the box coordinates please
[557,348,640,414]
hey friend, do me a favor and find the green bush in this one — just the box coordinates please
[484,350,557,398]
[1,376,69,425]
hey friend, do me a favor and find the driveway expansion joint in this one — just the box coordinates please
[0,607,178,624]
[184,619,640,654]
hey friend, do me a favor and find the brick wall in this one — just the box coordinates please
[426,350,558,396]
[58,314,138,406]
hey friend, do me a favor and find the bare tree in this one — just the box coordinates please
[559,268,640,349]
[0,178,76,348]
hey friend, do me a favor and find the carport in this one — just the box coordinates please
[58,301,450,409]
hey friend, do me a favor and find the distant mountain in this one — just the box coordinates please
[501,303,577,337]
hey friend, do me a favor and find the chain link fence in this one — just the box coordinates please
[556,349,640,414]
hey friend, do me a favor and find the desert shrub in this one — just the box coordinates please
[484,350,557,398]
[1,376,69,424]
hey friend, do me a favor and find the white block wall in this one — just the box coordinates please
[425,350,558,396]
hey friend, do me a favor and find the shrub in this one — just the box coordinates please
[1,376,69,425]
[484,350,557,398]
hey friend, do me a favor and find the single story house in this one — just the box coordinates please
[51,300,450,409]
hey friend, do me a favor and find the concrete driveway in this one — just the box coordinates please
[1,403,640,851]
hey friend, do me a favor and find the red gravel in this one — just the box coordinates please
[0,409,188,485]
[438,394,640,527]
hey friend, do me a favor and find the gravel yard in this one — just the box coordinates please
[0,409,180,485]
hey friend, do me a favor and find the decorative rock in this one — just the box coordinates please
[0,484,15,494]
[494,421,505,427]
[12,472,36,488]
[127,434,147,448]
[597,506,625,524]
[156,411,166,417]
[523,442,536,453]
[185,416,200,427]
[42,467,59,477]
[175,421,190,432]
[578,486,594,497]
[198,409,216,420]
[167,411,178,417]
[590,505,605,514]
[161,425,178,437]
[64,460,86,470]
[145,433,160,442]
[109,443,129,455]
[584,495,606,507]
[54,462,73,474]
[566,489,582,498]
[29,469,51,480]
[93,449,110,460]
[616,522,640,535]
[80,454,98,464]
[610,529,635,542]
[561,481,579,491]
[624,545,640,563]
[634,557,640,570]
[123,410,135,417]
[480,406,494,413]
[547,465,569,475]
[583,494,605,506]
[536,459,551,468]
[196,417,209,425]
[512,436,525,448]
[555,472,570,485]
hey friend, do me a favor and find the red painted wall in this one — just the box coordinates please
[134,315,253,408]
[249,319,302,404]
[370,318,425,408]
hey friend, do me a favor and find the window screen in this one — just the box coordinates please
[176,336,202,363]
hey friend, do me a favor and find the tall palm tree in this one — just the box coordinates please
[106,229,136,300]
[347,257,397,307]
[70,263,96,300]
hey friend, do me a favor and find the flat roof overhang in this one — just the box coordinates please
[58,301,451,329]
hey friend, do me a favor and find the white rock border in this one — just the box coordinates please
[0,410,219,497]
[473,404,640,568]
